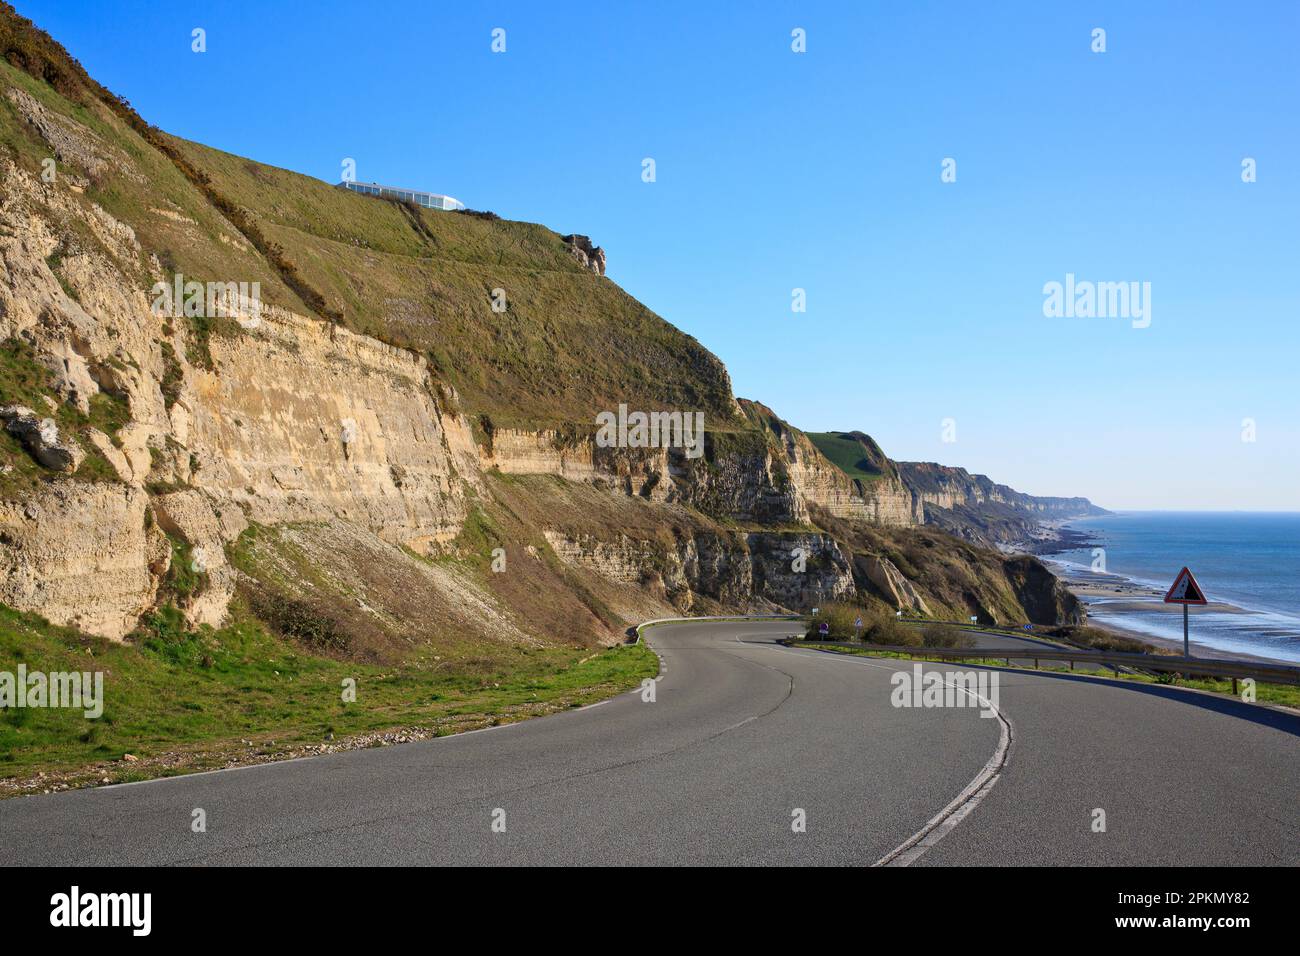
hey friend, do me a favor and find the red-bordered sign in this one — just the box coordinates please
[1164,566,1208,605]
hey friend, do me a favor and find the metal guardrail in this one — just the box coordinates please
[798,641,1300,687]
[628,618,1300,688]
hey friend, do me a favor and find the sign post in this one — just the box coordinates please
[854,616,862,641]
[1163,566,1208,658]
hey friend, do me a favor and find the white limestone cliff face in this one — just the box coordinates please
[484,428,672,500]
[857,554,931,615]
[0,158,480,637]
[777,432,920,527]
[485,422,920,529]
[0,484,165,638]
[150,489,247,630]
[178,306,480,554]
[0,130,926,644]
[542,529,855,612]
[897,461,1099,519]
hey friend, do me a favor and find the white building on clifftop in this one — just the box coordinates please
[338,180,466,211]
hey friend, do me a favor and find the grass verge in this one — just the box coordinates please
[0,602,656,796]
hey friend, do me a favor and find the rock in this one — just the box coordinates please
[151,489,241,629]
[0,484,162,640]
[561,234,606,276]
[5,88,112,179]
[1,404,85,472]
[857,553,931,615]
[83,428,133,482]
[895,460,1105,549]
[122,753,138,762]
[1,406,31,423]
[1003,554,1085,625]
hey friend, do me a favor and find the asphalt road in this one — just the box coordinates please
[1,619,1296,865]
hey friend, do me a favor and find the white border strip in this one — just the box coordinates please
[782,645,1012,868]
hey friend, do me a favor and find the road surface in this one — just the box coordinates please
[1,619,1296,865]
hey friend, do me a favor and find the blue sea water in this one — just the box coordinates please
[1048,512,1300,664]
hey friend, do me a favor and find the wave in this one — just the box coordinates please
[1043,557,1300,664]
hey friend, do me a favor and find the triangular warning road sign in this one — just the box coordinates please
[1164,566,1207,605]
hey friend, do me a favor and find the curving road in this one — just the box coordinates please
[1,619,1296,866]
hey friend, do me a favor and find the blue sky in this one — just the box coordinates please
[16,0,1299,510]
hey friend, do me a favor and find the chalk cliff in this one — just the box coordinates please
[0,7,1085,651]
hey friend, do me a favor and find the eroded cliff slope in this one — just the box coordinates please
[808,431,1105,550]
[0,6,1083,657]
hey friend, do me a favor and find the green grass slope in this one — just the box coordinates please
[805,431,889,481]
[0,1,736,430]
[165,137,739,428]
[0,601,655,792]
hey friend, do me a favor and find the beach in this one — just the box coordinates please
[1040,512,1300,666]
[1044,560,1295,665]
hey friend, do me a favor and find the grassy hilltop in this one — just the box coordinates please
[163,137,740,430]
[1,1,736,430]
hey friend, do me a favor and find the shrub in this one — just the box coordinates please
[164,534,205,600]
[863,612,920,647]
[921,624,974,648]
[805,603,864,641]
[158,340,183,408]
[805,604,925,646]
[247,590,349,653]
[1046,625,1155,655]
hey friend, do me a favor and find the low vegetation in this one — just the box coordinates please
[919,623,975,648]
[805,431,889,481]
[0,601,656,792]
[0,336,125,493]
[806,603,917,645]
[1043,624,1163,655]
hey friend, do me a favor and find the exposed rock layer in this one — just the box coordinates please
[0,51,1085,645]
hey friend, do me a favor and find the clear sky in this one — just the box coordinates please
[16,0,1299,510]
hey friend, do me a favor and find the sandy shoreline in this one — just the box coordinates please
[1042,558,1295,666]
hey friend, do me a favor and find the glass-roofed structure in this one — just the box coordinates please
[338,180,466,211]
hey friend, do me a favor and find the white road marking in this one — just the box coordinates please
[773,642,1012,867]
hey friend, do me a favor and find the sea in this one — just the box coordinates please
[1046,511,1300,664]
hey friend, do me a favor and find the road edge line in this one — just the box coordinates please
[873,665,1012,867]
[782,643,1012,867]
